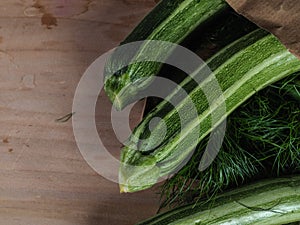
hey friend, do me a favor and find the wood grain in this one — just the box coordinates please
[0,0,159,224]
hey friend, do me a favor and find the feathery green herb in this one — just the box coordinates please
[159,74,300,209]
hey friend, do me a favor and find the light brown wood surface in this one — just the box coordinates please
[0,0,159,224]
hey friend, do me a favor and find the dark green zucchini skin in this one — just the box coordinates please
[121,0,185,44]
[119,30,300,193]
[136,176,300,225]
[128,29,269,153]
[104,0,228,110]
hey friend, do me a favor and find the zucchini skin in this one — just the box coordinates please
[104,0,228,110]
[119,31,300,193]
[137,176,300,225]
[130,29,269,152]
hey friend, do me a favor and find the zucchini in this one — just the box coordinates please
[129,29,269,152]
[104,0,228,110]
[119,30,300,193]
[159,73,300,209]
[137,176,300,225]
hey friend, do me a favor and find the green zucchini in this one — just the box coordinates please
[136,176,300,225]
[129,29,269,152]
[104,0,228,110]
[119,30,300,193]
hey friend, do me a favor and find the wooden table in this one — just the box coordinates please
[0,0,160,224]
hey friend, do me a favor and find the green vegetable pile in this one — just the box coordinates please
[103,0,300,224]
[160,74,300,209]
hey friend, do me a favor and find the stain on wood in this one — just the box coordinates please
[30,0,95,18]
[41,13,57,29]
[33,1,45,11]
[78,0,94,16]
[20,75,36,89]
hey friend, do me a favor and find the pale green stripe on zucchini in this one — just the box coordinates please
[119,31,300,193]
[158,50,299,175]
[104,0,228,110]
[137,176,300,225]
[128,29,269,151]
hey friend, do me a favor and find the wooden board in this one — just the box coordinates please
[0,0,160,224]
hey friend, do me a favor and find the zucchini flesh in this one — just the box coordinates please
[119,31,300,193]
[104,0,228,110]
[136,176,300,225]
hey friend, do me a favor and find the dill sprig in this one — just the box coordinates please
[159,74,300,210]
